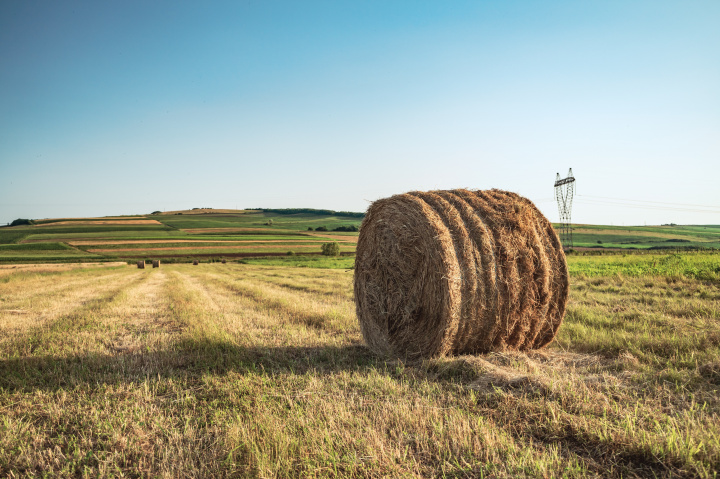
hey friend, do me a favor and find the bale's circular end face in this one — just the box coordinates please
[353,189,569,359]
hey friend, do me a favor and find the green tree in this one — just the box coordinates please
[321,241,340,256]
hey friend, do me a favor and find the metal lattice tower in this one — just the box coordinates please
[554,168,576,250]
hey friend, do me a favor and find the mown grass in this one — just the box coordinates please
[1,257,719,477]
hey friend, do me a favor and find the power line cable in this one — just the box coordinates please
[578,194,719,209]
[575,198,720,214]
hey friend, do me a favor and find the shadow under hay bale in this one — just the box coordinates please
[354,188,569,359]
[136,261,144,269]
[152,260,160,268]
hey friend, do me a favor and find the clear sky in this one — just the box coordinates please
[1,0,718,226]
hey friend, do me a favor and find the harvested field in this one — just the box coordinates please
[0,259,719,477]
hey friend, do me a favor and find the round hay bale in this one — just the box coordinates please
[354,189,568,359]
[221,259,227,264]
[152,260,160,268]
[137,261,145,269]
[193,260,199,266]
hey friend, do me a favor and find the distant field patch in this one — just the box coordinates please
[159,208,254,215]
[572,227,706,241]
[307,233,360,243]
[0,242,73,251]
[33,217,147,224]
[37,220,162,226]
[69,239,333,246]
[181,228,288,234]
[87,244,355,254]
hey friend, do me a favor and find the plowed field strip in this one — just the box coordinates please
[180,228,283,234]
[307,233,359,242]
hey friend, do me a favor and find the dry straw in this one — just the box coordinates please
[137,261,145,269]
[354,189,569,359]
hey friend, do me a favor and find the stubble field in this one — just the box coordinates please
[1,254,719,477]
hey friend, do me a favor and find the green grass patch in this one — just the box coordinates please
[0,242,74,251]
[0,228,32,244]
[567,252,720,281]
[240,254,356,269]
[156,211,362,232]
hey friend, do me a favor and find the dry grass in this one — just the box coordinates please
[0,262,126,277]
[1,261,719,477]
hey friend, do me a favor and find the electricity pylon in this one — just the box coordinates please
[554,168,575,250]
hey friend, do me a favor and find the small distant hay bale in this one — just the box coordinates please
[354,189,569,359]
[221,259,227,264]
[193,260,199,265]
[137,261,145,269]
[152,260,160,268]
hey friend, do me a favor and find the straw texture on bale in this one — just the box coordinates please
[137,261,145,269]
[152,260,160,268]
[354,189,569,359]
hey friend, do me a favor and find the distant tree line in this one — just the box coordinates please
[10,219,34,226]
[255,208,364,218]
[308,225,359,232]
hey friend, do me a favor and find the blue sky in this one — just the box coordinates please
[1,0,718,225]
